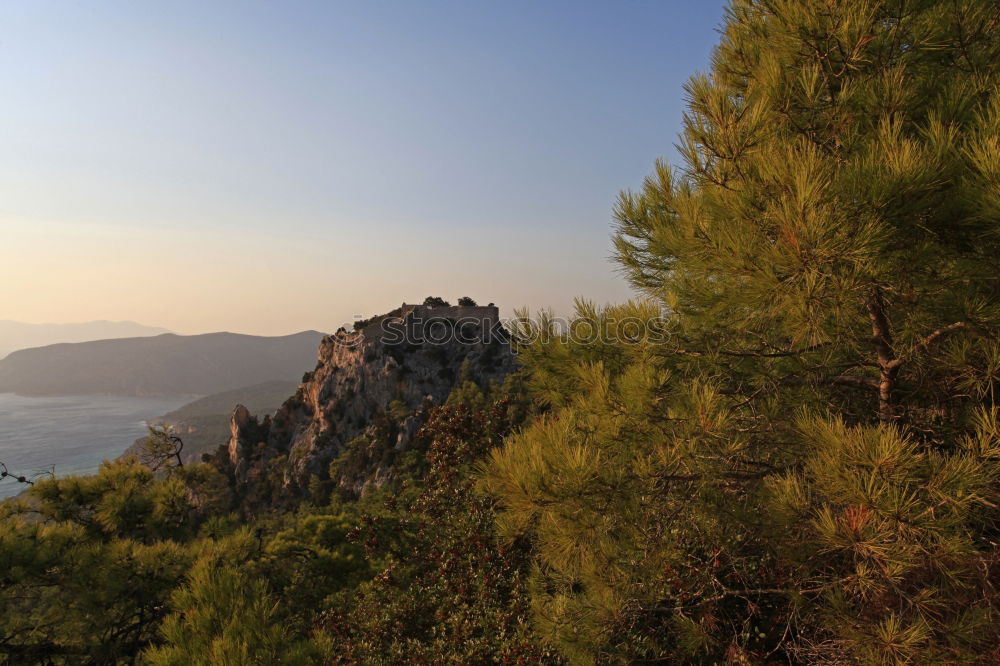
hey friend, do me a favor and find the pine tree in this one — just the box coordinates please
[0,460,198,661]
[324,398,558,664]
[485,1,1000,663]
[143,531,325,666]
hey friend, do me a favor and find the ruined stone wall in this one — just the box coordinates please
[363,303,501,343]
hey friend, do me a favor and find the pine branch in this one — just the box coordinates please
[0,461,35,486]
[913,321,974,355]
[644,588,792,612]
[719,341,830,357]
[831,375,880,389]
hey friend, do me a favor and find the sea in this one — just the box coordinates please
[0,393,190,499]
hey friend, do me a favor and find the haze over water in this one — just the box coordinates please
[0,393,189,499]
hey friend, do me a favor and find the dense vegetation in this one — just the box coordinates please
[2,0,999,663]
[484,1,1000,662]
[1,388,541,665]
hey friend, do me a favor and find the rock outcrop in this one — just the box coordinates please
[225,303,514,500]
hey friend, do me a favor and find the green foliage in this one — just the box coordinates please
[446,358,493,411]
[486,1,1000,663]
[143,506,370,664]
[263,510,372,619]
[486,329,787,663]
[144,532,305,666]
[6,2,1000,664]
[144,529,338,666]
[324,399,559,664]
[0,460,199,662]
[768,413,1000,664]
[28,458,201,541]
[0,455,371,663]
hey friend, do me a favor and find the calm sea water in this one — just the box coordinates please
[0,393,190,499]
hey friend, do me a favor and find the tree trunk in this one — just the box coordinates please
[866,287,899,423]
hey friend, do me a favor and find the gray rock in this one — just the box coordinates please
[226,303,515,499]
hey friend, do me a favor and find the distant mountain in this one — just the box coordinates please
[0,331,325,397]
[124,380,300,465]
[0,320,170,360]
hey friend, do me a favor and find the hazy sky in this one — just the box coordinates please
[1,1,726,336]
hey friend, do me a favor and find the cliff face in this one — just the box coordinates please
[225,304,514,499]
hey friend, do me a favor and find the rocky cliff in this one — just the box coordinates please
[224,303,515,501]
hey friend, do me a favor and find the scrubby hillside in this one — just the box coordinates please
[0,299,539,664]
[125,380,300,464]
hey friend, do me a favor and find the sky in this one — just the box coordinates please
[0,0,727,336]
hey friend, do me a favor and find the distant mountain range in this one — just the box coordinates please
[0,320,171,360]
[0,331,325,397]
